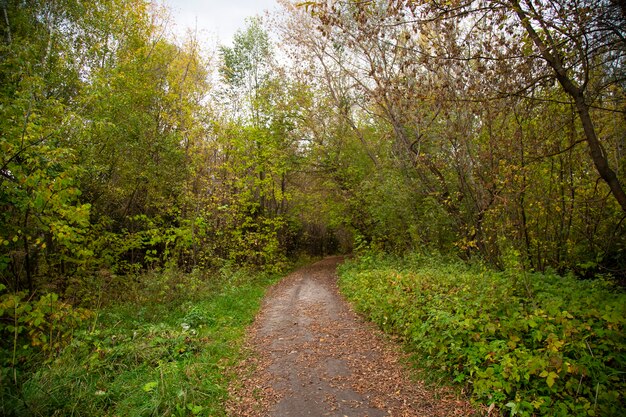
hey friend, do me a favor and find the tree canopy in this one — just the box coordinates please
[1,0,624,293]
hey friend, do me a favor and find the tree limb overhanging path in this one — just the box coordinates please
[227,257,476,417]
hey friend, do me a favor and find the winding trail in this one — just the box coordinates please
[227,257,476,417]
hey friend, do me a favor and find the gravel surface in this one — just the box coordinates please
[227,257,478,417]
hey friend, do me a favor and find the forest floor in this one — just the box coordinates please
[226,257,478,417]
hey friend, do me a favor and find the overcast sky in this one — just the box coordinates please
[160,0,280,47]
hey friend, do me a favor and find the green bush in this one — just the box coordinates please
[338,253,625,416]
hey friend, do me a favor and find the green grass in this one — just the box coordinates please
[1,265,283,417]
[338,252,626,417]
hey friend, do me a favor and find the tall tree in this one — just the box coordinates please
[219,16,273,125]
[0,0,93,291]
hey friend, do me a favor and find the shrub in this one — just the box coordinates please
[338,254,626,416]
[0,284,94,415]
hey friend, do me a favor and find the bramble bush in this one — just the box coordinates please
[338,253,625,416]
[0,284,94,414]
[0,284,93,362]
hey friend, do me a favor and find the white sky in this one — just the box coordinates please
[160,0,280,47]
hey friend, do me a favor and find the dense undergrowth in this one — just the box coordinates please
[338,253,625,417]
[0,263,288,417]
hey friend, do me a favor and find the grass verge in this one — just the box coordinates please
[1,264,286,417]
[337,252,625,417]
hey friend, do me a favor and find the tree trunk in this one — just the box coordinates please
[23,209,33,293]
[510,0,626,212]
[573,95,626,211]
[2,1,11,44]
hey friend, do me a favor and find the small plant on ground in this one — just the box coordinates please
[338,252,625,417]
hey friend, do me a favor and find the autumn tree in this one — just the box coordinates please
[279,0,626,273]
[0,0,93,291]
[0,0,213,291]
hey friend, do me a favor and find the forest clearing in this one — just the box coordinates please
[1,1,624,416]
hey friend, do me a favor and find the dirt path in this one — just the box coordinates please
[227,257,476,417]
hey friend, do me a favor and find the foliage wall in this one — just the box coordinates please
[1,0,625,292]
[0,1,320,296]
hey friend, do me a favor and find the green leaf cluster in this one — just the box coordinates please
[0,284,93,374]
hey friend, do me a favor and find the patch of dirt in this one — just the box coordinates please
[227,257,478,417]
